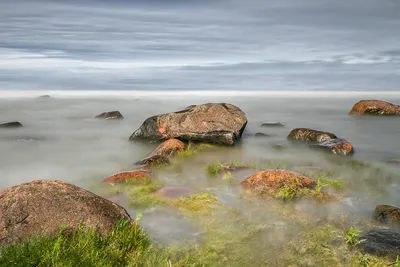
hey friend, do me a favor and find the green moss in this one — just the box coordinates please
[171,193,219,213]
[127,181,165,207]
[177,143,213,158]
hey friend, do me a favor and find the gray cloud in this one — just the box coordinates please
[0,0,399,90]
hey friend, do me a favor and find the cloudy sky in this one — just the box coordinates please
[0,0,399,90]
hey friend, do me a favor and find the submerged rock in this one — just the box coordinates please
[129,103,247,145]
[310,138,354,156]
[0,121,23,128]
[360,229,400,257]
[287,128,337,143]
[349,100,400,116]
[240,169,316,196]
[373,205,400,226]
[103,170,152,185]
[39,95,51,98]
[272,144,286,151]
[95,111,124,120]
[254,132,272,137]
[154,186,198,200]
[149,139,185,157]
[0,180,133,245]
[136,154,170,167]
[261,122,285,127]
[387,159,400,165]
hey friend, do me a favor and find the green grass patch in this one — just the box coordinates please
[171,192,219,213]
[127,180,165,208]
[177,142,213,158]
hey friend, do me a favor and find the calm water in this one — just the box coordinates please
[1,91,400,244]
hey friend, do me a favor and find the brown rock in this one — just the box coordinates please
[129,103,248,145]
[310,138,354,156]
[154,186,198,200]
[373,205,400,226]
[240,169,316,196]
[0,180,133,245]
[95,111,124,120]
[387,159,400,165]
[149,139,185,157]
[349,100,400,116]
[136,154,170,167]
[103,170,152,185]
[287,128,337,143]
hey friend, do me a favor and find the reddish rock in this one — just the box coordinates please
[129,103,248,145]
[240,169,316,196]
[373,205,400,225]
[95,111,124,120]
[103,170,151,184]
[310,138,354,156]
[287,128,337,143]
[0,180,133,245]
[154,186,198,200]
[149,139,185,157]
[349,100,400,116]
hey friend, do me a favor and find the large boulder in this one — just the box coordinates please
[240,169,316,196]
[359,229,400,257]
[373,205,400,226]
[287,128,337,143]
[0,122,23,128]
[129,103,247,145]
[0,180,133,245]
[95,111,124,120]
[349,100,400,116]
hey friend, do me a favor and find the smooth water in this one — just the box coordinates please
[1,91,400,245]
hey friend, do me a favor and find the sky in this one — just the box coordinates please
[0,0,399,91]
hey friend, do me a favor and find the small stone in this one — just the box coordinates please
[373,205,400,226]
[261,122,285,127]
[103,170,152,185]
[154,186,198,200]
[0,122,23,128]
[95,111,124,120]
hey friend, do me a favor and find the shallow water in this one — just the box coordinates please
[1,91,400,245]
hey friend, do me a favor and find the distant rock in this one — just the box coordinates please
[261,122,285,127]
[254,132,272,137]
[287,128,337,143]
[136,154,170,167]
[240,169,316,196]
[129,103,248,146]
[95,111,124,120]
[349,100,400,116]
[103,170,152,185]
[310,138,354,156]
[288,128,353,156]
[0,121,23,128]
[387,159,400,165]
[0,180,133,245]
[373,205,400,226]
[154,186,198,200]
[359,229,400,257]
[149,139,185,157]
[272,144,286,151]
[39,95,51,98]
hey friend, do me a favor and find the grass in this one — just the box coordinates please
[171,192,219,213]
[345,226,362,246]
[127,179,165,207]
[206,161,255,176]
[177,142,213,158]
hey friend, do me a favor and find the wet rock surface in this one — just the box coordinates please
[149,139,185,157]
[309,138,354,156]
[129,103,247,145]
[103,170,152,185]
[240,169,316,196]
[0,121,23,128]
[0,180,133,245]
[95,111,124,120]
[349,100,400,116]
[359,228,400,257]
[287,128,337,143]
[136,154,170,167]
[373,205,400,226]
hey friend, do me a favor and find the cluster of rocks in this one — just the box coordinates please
[1,99,399,258]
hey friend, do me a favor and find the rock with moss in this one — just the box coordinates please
[373,205,400,226]
[136,154,170,167]
[349,100,400,116]
[129,103,248,145]
[149,139,185,157]
[0,180,133,245]
[240,169,316,197]
[287,128,337,143]
[103,170,152,185]
[154,186,198,200]
[0,121,23,128]
[359,229,400,257]
[95,111,124,120]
